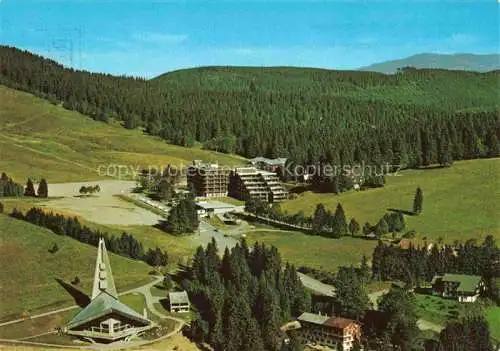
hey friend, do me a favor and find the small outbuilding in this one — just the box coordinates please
[196,201,236,216]
[169,291,190,313]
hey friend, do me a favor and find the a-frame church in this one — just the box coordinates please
[62,238,153,342]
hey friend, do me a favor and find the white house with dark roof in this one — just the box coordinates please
[169,291,190,313]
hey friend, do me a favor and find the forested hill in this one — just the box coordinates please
[1,46,499,168]
[359,53,500,74]
[154,65,499,108]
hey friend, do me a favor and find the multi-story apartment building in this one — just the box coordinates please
[294,312,361,351]
[228,167,287,203]
[187,160,229,198]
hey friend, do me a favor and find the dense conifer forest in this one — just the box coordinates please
[183,239,310,351]
[1,46,499,170]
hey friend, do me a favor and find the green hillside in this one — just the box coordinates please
[282,159,500,242]
[0,85,245,182]
[0,213,151,320]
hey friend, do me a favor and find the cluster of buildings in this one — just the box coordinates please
[187,158,288,203]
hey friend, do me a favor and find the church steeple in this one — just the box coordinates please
[91,238,118,300]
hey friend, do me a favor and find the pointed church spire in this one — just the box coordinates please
[91,238,118,300]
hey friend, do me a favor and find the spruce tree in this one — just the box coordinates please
[24,178,36,197]
[413,187,423,214]
[37,178,48,198]
[488,134,500,157]
[331,203,348,238]
[378,288,419,350]
[349,218,361,236]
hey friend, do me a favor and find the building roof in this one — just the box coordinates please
[297,312,359,330]
[169,291,190,304]
[249,157,287,165]
[66,292,150,329]
[323,316,357,329]
[398,238,434,250]
[433,274,483,293]
[64,238,151,331]
[297,312,329,325]
[91,238,117,300]
[196,201,236,210]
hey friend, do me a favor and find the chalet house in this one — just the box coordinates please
[168,291,190,313]
[431,274,485,303]
[294,312,361,351]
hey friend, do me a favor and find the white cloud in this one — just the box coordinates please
[131,32,188,45]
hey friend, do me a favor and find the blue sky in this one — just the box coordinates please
[1,0,498,78]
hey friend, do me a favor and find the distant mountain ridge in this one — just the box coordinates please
[360,53,500,74]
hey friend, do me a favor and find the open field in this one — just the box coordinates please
[0,197,196,265]
[0,310,76,340]
[282,159,500,242]
[0,332,202,350]
[0,85,245,183]
[0,214,151,321]
[245,230,377,271]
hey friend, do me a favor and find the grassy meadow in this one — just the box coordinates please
[245,230,377,271]
[282,159,500,242]
[0,213,152,321]
[0,85,245,183]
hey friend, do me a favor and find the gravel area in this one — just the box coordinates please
[43,180,164,225]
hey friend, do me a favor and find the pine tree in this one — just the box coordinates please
[37,178,48,198]
[488,134,500,157]
[413,187,423,214]
[334,266,371,321]
[375,218,389,238]
[24,178,36,197]
[312,203,328,234]
[349,218,361,236]
[331,203,348,238]
[378,288,419,350]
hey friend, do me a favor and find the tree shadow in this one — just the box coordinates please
[387,208,418,216]
[159,298,170,311]
[55,278,91,308]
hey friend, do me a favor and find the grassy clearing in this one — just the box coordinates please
[0,214,151,320]
[245,230,377,271]
[0,310,76,340]
[0,197,196,265]
[282,159,500,242]
[485,306,500,341]
[0,85,245,183]
[415,294,500,341]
